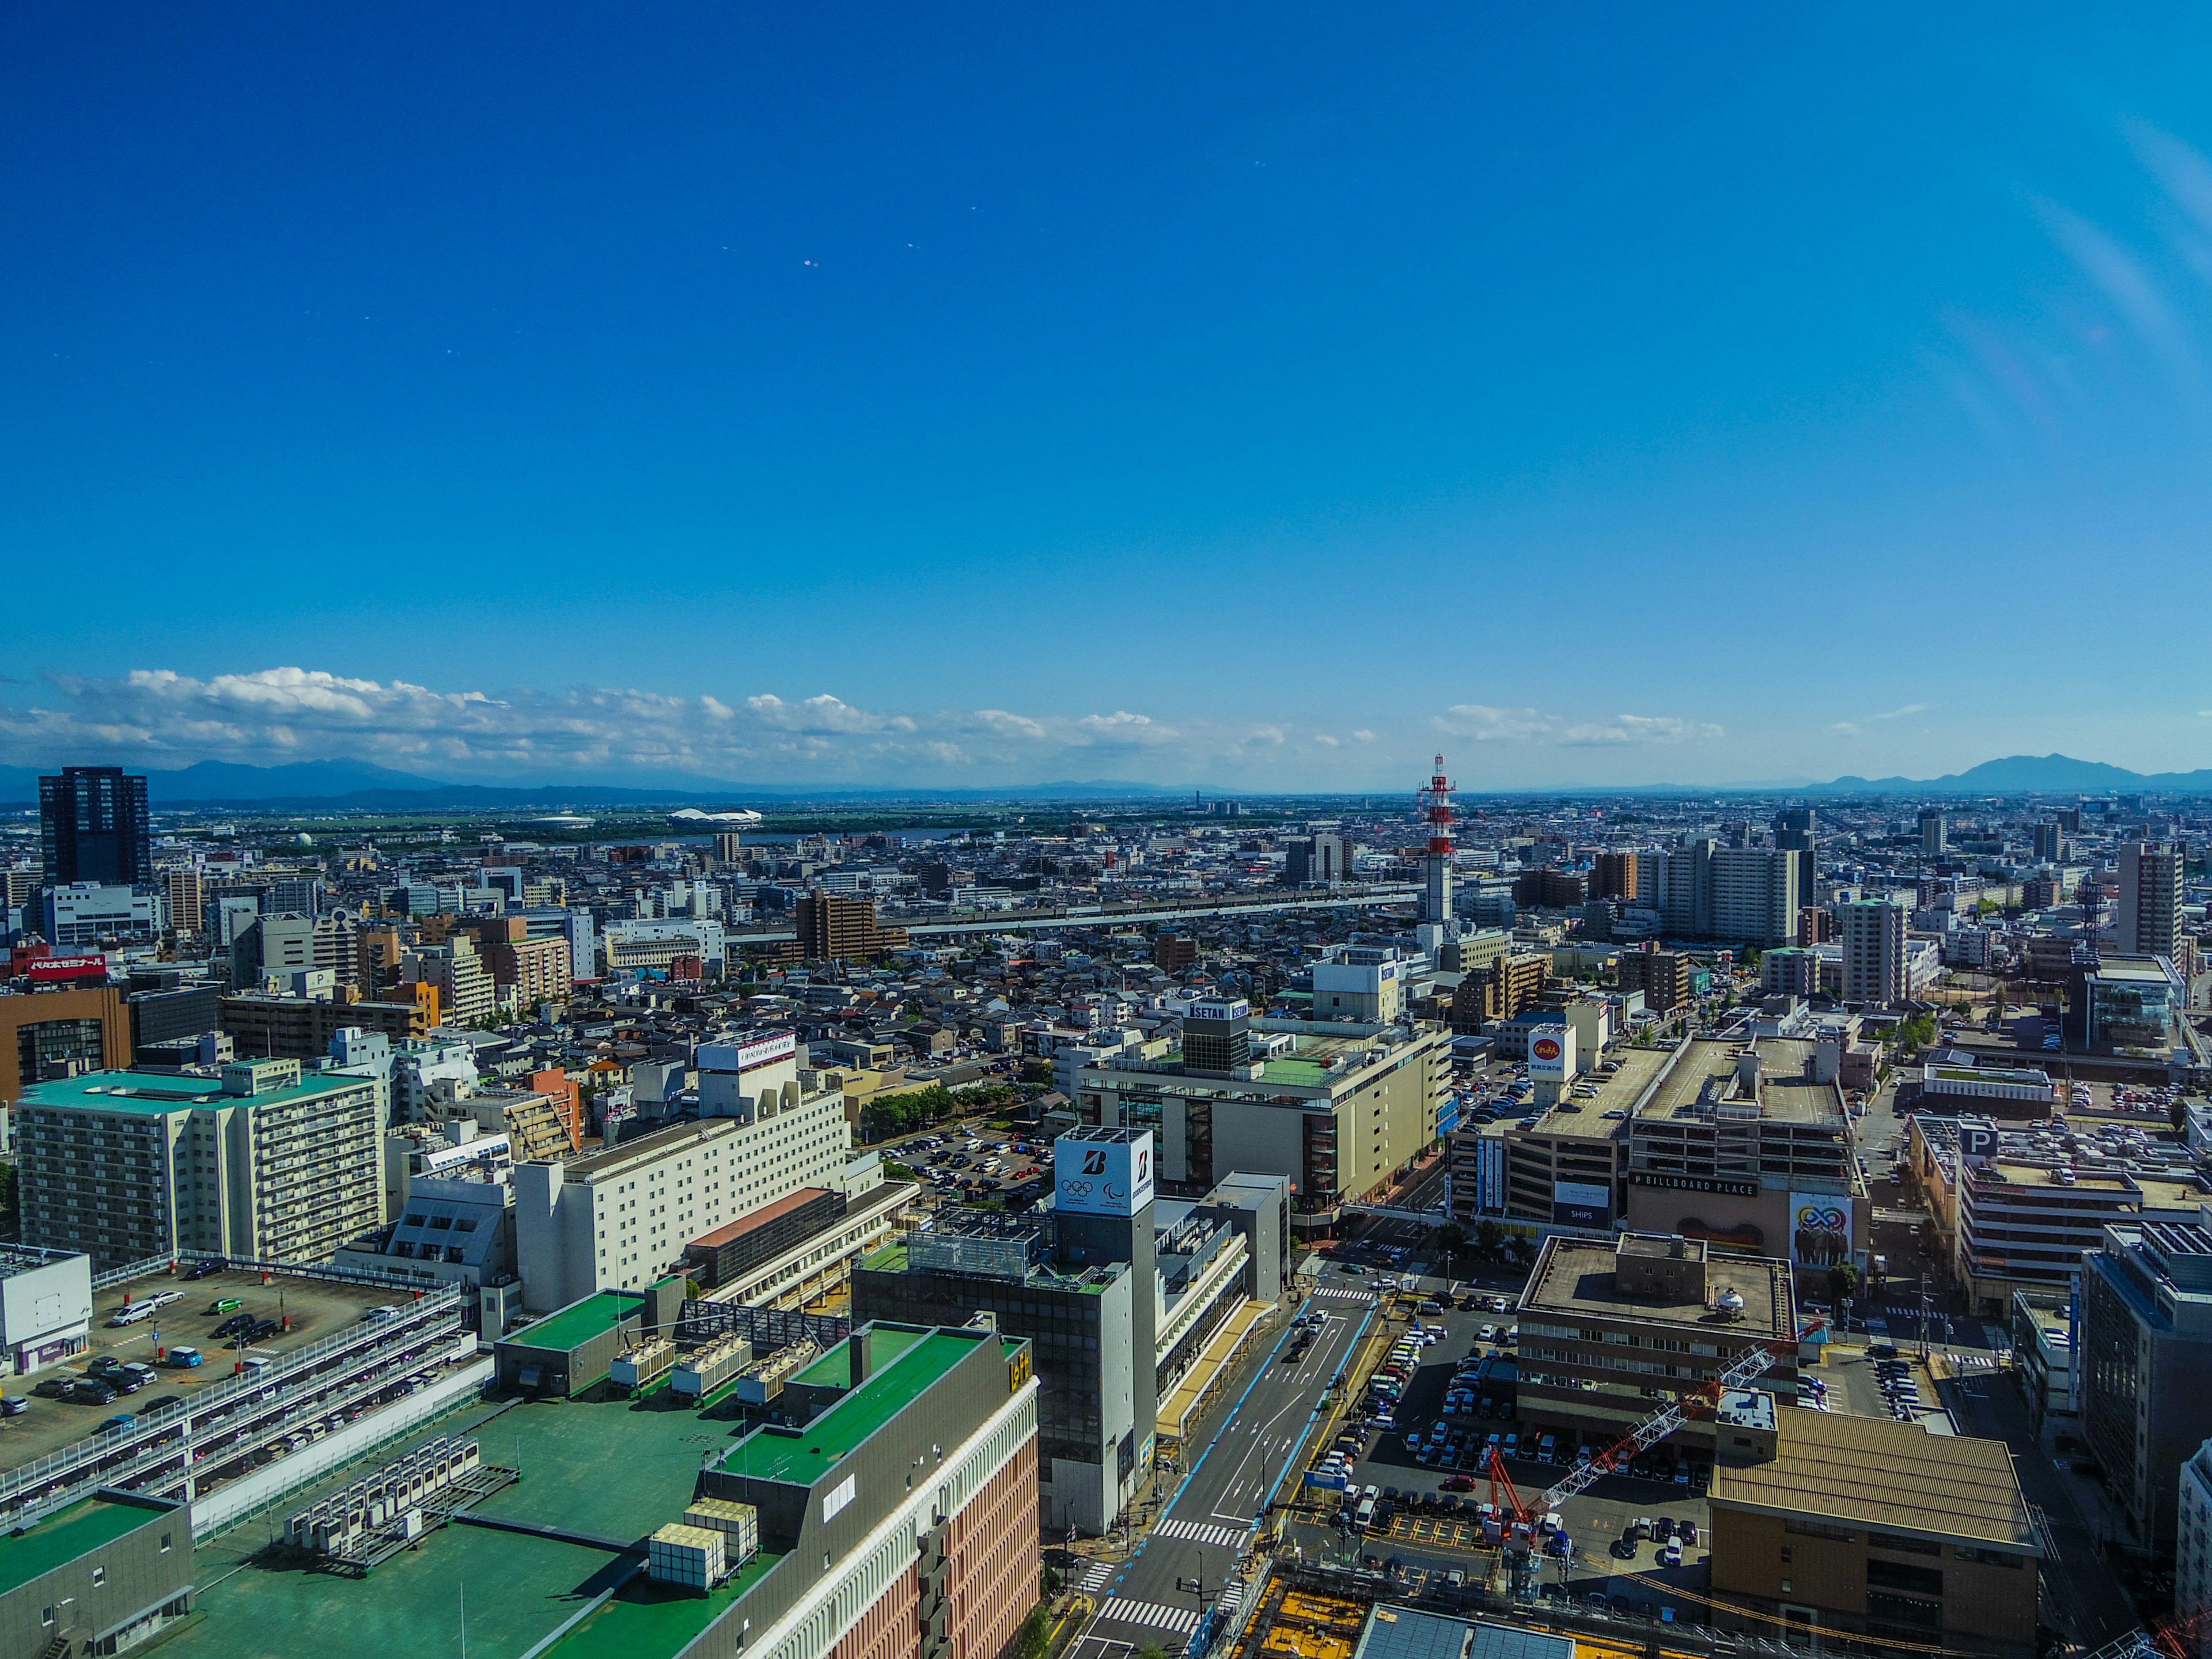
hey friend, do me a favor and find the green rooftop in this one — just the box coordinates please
[859,1241,909,1271]
[720,1329,983,1488]
[544,1545,784,1659]
[790,1325,929,1388]
[0,1495,168,1599]
[15,1068,376,1116]
[509,1291,643,1355]
[1262,1056,1334,1086]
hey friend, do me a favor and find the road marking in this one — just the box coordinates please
[1154,1517,1251,1550]
[1074,1560,1113,1592]
[1099,1597,1202,1634]
[1310,1286,1377,1302]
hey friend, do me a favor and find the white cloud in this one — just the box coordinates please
[1831,701,1930,738]
[1432,704,1722,747]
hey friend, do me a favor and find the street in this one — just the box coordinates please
[1067,1282,1379,1658]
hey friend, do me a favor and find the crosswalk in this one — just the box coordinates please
[1073,1560,1113,1593]
[1308,1285,1376,1302]
[1099,1597,1202,1635]
[1153,1517,1250,1550]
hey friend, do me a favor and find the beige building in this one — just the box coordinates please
[15,1060,385,1268]
[513,1071,858,1310]
[1708,1389,2041,1657]
[1515,1232,1797,1451]
[1073,1016,1450,1233]
[406,935,494,1026]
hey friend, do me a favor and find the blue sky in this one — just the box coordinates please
[7,6,2212,789]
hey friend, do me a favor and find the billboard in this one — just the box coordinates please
[1789,1192,1854,1270]
[1055,1131,1156,1217]
[27,955,107,984]
[1957,1123,1999,1168]
[1527,1024,1575,1082]
[1475,1136,1508,1214]
[1551,1179,1612,1229]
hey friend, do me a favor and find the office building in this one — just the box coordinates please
[2067,954,2185,1058]
[792,892,907,963]
[39,766,151,887]
[1956,1158,2157,1316]
[1840,898,1908,1006]
[2080,1221,2212,1555]
[127,981,222,1063]
[1283,832,1347,886]
[0,983,132,1103]
[1310,946,1403,1021]
[221,992,426,1061]
[2118,841,2184,962]
[601,916,729,976]
[1514,1233,1798,1446]
[14,1060,385,1268]
[1920,809,1949,857]
[1707,1389,2040,1657]
[230,910,315,990]
[41,882,164,947]
[1072,1018,1448,1228]
[1711,846,1799,945]
[514,1052,858,1309]
[854,1130,1163,1534]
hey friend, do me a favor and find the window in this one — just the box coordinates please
[92,1566,107,1586]
[161,1532,173,1552]
[1867,1559,1944,1597]
[1785,1518,1857,1541]
[1868,1532,1941,1556]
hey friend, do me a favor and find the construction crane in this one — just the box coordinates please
[1483,1328,1815,1526]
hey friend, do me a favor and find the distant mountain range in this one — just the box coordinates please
[0,749,2206,808]
[1809,753,2212,796]
[0,758,1190,810]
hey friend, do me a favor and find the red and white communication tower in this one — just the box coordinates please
[1418,754,1456,923]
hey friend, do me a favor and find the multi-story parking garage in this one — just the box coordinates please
[0,1268,473,1536]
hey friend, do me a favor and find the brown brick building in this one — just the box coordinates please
[0,984,131,1103]
[794,893,910,963]
[1617,944,1692,1014]
[1448,952,1550,1033]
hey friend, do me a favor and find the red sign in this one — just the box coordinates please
[28,955,108,983]
[1531,1036,1563,1062]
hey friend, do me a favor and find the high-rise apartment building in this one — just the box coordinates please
[2118,841,2184,962]
[2034,821,2066,863]
[1710,846,1799,944]
[1919,809,1948,857]
[1592,851,1642,902]
[39,767,151,888]
[1771,807,1817,903]
[406,935,494,1025]
[14,1059,384,1268]
[1840,898,1908,1006]
[1616,944,1691,1014]
[793,892,908,963]
[165,868,204,938]
[1282,832,1347,886]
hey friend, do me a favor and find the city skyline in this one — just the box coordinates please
[12,10,2212,786]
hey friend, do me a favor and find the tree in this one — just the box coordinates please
[1475,1218,1505,1260]
[1827,1262,1861,1305]
[1013,1609,1052,1659]
[1432,1223,1467,1271]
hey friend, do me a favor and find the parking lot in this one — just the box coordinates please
[0,1266,411,1471]
[1294,1267,1717,1619]
[882,1124,1051,1208]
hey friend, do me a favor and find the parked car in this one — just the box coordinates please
[0,1395,28,1416]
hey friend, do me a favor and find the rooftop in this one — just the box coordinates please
[1641,1039,1844,1128]
[1353,1607,1572,1659]
[719,1328,1009,1487]
[14,1067,372,1117]
[506,1290,644,1355]
[1711,1401,2039,1552]
[0,1494,169,1600]
[1522,1236,1795,1340]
